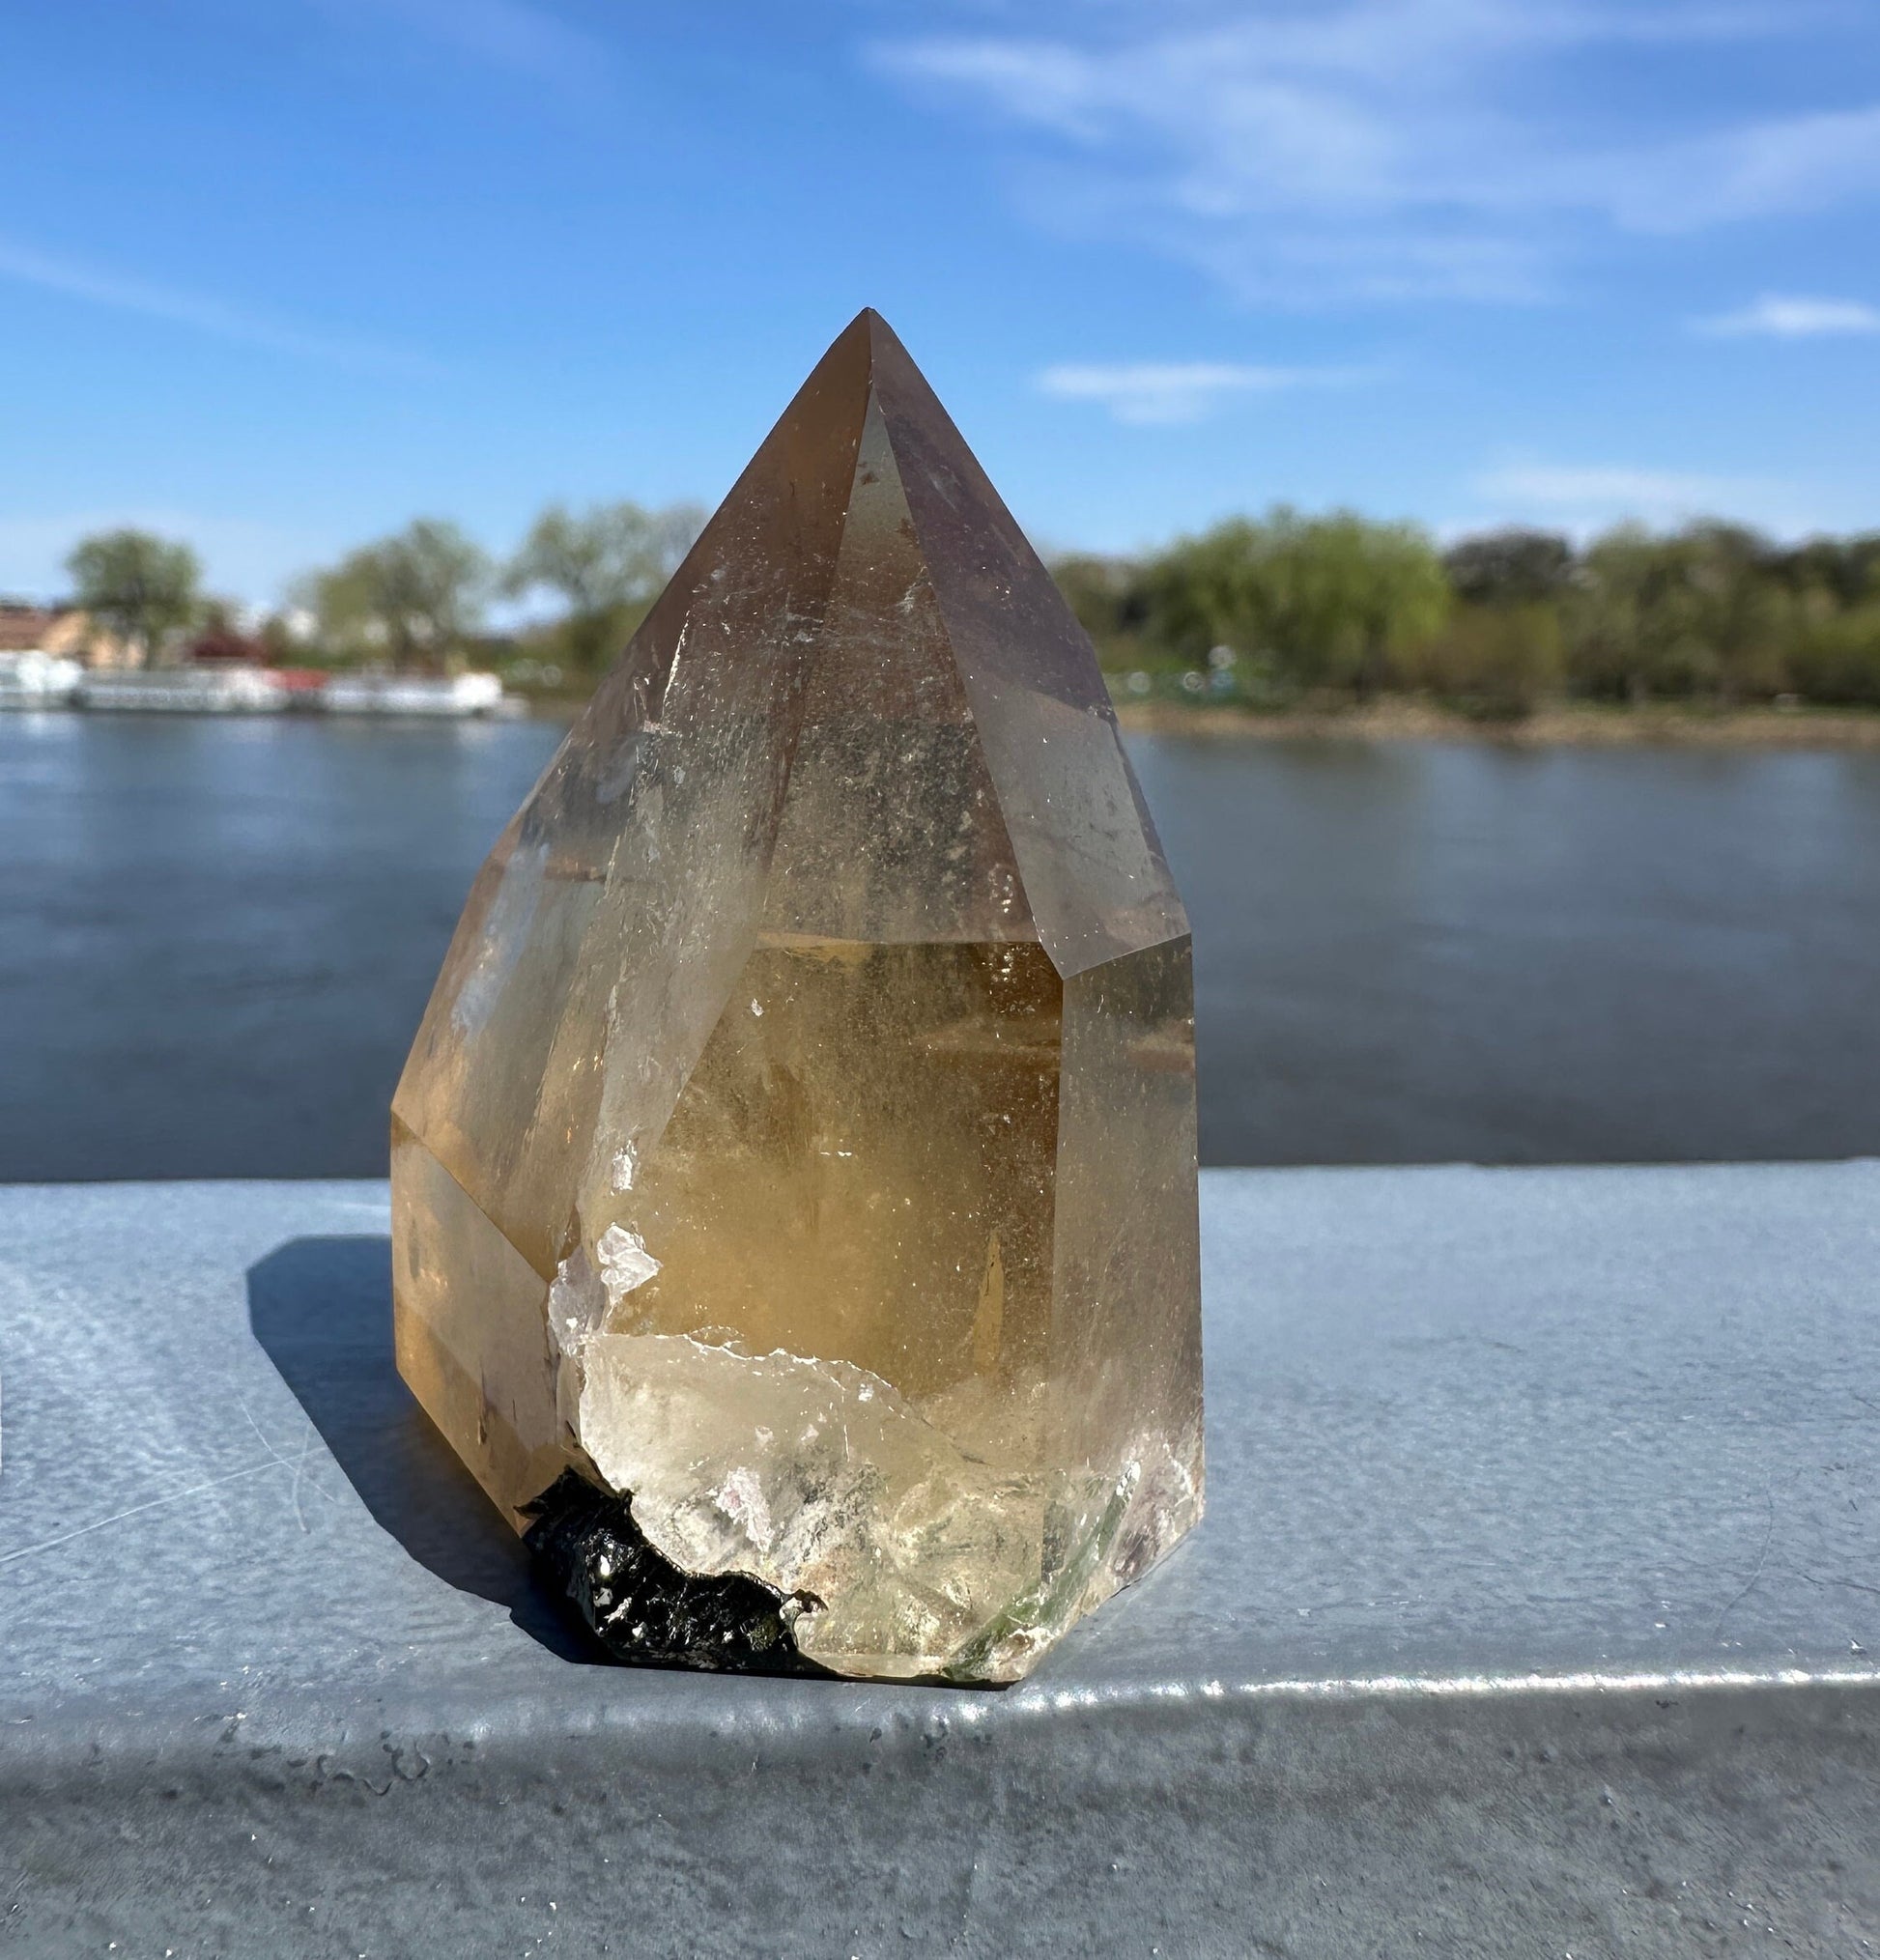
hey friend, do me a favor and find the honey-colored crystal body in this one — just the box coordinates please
[391,310,1202,1682]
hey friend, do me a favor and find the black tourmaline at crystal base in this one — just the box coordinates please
[522,1471,831,1676]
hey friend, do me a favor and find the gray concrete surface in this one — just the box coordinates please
[2,1167,1878,1956]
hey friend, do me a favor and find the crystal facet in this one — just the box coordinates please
[391,310,1203,1683]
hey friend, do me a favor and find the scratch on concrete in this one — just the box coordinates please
[0,1454,295,1569]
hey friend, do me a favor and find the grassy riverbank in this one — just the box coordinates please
[1113,697,1880,749]
[517,683,1880,751]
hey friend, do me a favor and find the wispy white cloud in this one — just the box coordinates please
[1473,459,1803,533]
[1039,359,1366,423]
[0,235,433,373]
[1596,103,1880,232]
[1694,292,1880,336]
[874,1,1879,303]
[1481,462,1767,509]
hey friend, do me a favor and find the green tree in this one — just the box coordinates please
[1442,529,1575,608]
[503,500,705,672]
[1788,604,1880,705]
[1410,603,1563,719]
[1137,518,1264,668]
[1143,508,1449,696]
[299,520,491,669]
[1567,523,1792,703]
[1769,533,1880,611]
[1051,553,1137,640]
[66,528,202,668]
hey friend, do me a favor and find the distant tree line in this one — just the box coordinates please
[56,502,707,680]
[289,502,706,678]
[1056,511,1880,717]
[54,505,1880,715]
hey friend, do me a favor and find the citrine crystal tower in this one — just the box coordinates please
[391,311,1202,1683]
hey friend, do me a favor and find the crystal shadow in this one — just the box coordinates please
[245,1236,595,1663]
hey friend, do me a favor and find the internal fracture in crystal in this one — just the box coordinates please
[391,308,1203,1683]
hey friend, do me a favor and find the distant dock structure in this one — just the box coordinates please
[0,650,84,709]
[1,658,512,719]
[318,670,506,717]
[76,668,293,715]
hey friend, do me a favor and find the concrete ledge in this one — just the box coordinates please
[3,1168,1878,1954]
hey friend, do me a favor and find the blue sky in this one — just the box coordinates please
[3,0,1879,603]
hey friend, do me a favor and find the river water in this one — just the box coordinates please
[4,713,1878,1179]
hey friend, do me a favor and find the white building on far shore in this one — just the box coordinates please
[0,601,133,668]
